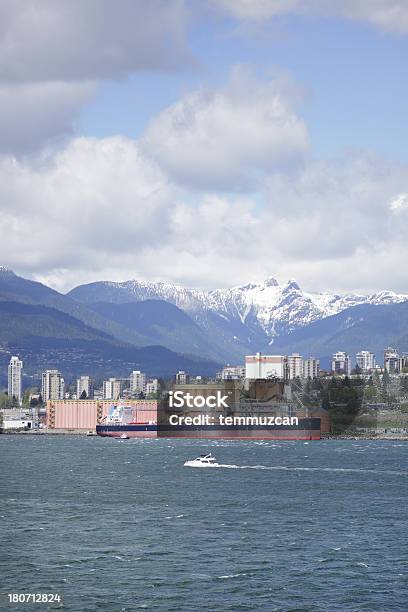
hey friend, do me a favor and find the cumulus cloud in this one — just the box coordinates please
[0,0,192,83]
[214,0,408,35]
[1,135,408,294]
[0,137,175,277]
[142,67,309,190]
[0,81,96,154]
[389,192,408,213]
[0,0,193,154]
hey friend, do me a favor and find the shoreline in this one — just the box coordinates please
[1,429,407,440]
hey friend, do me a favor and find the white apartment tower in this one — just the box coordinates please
[76,375,93,399]
[42,370,64,401]
[303,358,320,379]
[384,347,400,374]
[145,378,159,395]
[356,351,375,373]
[287,353,304,380]
[331,352,351,376]
[130,370,147,394]
[175,371,190,385]
[8,356,23,404]
[103,378,123,400]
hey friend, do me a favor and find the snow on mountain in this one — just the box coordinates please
[76,276,408,340]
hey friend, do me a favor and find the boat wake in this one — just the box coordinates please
[213,465,408,476]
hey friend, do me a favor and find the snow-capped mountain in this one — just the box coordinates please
[68,276,408,342]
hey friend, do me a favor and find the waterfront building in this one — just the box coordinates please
[384,347,400,374]
[46,398,158,431]
[76,375,93,399]
[287,353,303,380]
[130,370,146,394]
[217,365,245,380]
[42,370,64,401]
[302,358,320,379]
[331,352,351,376]
[175,370,190,384]
[8,355,23,405]
[356,351,375,373]
[245,353,286,380]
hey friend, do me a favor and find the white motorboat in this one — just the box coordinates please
[184,453,219,468]
[119,433,130,439]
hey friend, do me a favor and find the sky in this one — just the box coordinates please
[1,0,408,295]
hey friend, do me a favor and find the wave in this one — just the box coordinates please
[214,464,408,476]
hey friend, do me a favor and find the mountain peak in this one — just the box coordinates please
[0,266,15,277]
[284,279,300,291]
[263,276,279,288]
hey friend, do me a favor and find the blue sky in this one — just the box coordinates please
[77,12,408,161]
[1,1,408,294]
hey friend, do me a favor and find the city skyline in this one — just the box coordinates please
[0,2,408,294]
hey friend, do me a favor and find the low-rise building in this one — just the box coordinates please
[217,366,245,380]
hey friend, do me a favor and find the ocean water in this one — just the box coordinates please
[0,437,407,611]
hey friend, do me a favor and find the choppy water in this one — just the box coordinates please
[1,436,407,611]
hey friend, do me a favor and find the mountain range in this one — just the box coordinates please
[68,275,408,364]
[0,268,220,383]
[1,266,408,384]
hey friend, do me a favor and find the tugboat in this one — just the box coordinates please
[184,453,219,468]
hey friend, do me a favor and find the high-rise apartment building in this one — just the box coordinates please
[76,375,93,399]
[384,347,400,374]
[103,378,123,400]
[145,379,159,395]
[130,370,147,394]
[302,358,320,379]
[331,352,351,376]
[8,356,23,404]
[175,371,190,385]
[356,351,375,373]
[287,353,303,380]
[42,370,64,401]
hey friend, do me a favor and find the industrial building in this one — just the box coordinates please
[46,399,158,431]
[245,353,286,380]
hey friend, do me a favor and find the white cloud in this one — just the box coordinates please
[215,0,408,35]
[0,0,193,154]
[142,67,309,190]
[389,192,408,213]
[1,134,408,294]
[0,81,96,154]
[0,136,175,275]
[0,0,192,83]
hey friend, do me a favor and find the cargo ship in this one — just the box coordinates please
[96,404,323,440]
[96,404,157,438]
